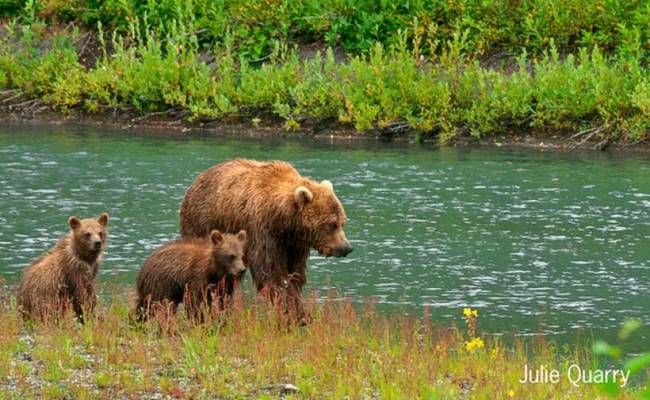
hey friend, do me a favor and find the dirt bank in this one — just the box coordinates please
[1,108,648,153]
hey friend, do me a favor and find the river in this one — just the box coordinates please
[1,125,648,350]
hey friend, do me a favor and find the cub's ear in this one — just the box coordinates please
[321,180,334,191]
[97,213,109,227]
[294,186,313,209]
[68,216,81,230]
[210,230,223,245]
[236,230,247,243]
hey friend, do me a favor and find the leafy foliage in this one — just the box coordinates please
[0,5,648,143]
[2,0,649,58]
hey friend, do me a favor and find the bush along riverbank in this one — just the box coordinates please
[0,286,648,399]
[0,6,648,147]
[1,0,648,61]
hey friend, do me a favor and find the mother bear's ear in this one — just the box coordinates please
[321,180,334,191]
[294,186,313,209]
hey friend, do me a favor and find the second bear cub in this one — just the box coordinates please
[135,230,247,320]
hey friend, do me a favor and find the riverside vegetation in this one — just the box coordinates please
[0,0,648,145]
[0,285,648,399]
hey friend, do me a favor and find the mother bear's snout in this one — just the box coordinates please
[334,242,353,257]
[334,244,354,257]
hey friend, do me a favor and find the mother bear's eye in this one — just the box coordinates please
[85,233,91,239]
[229,255,236,262]
[329,223,338,231]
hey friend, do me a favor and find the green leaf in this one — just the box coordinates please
[592,341,621,359]
[640,386,650,400]
[623,353,650,375]
[619,319,643,341]
[597,381,620,396]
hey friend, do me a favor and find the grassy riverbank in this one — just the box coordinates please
[0,2,648,145]
[0,286,644,399]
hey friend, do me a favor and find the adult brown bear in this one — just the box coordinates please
[179,159,352,321]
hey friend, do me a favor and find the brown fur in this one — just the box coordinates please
[134,230,247,321]
[17,213,109,323]
[179,159,352,321]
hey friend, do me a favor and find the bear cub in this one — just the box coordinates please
[134,229,247,321]
[17,213,109,322]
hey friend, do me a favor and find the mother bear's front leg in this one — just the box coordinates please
[249,242,310,324]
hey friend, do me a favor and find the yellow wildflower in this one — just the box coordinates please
[465,337,485,352]
[463,308,478,318]
[508,389,515,397]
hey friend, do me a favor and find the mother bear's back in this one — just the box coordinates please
[179,159,300,238]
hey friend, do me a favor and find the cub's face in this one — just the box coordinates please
[211,230,247,278]
[294,180,353,258]
[69,213,109,255]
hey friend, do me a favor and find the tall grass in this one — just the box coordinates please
[1,285,642,399]
[0,20,648,144]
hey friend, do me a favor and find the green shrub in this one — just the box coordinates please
[0,18,647,144]
[290,49,343,120]
[0,25,83,108]
[532,46,645,132]
[338,40,451,134]
[1,0,648,59]
[234,45,300,111]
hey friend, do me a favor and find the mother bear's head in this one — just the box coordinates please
[293,179,353,257]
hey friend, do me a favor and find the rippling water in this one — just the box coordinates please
[1,126,649,349]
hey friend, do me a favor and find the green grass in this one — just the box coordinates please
[0,286,647,399]
[0,19,648,145]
